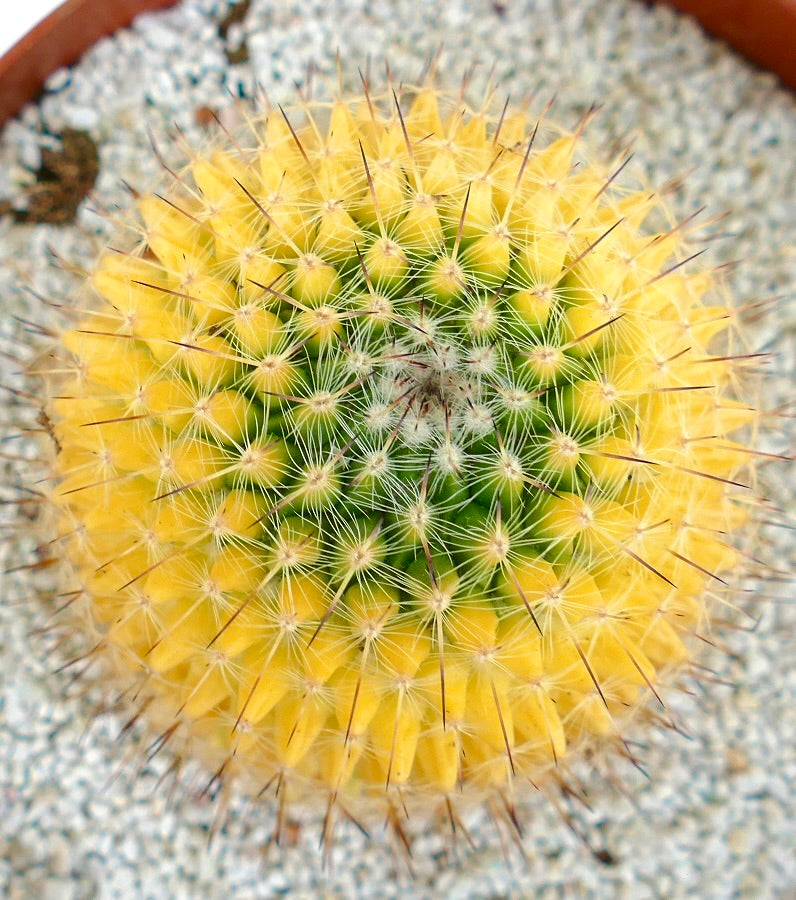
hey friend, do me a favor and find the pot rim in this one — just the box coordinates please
[0,0,179,127]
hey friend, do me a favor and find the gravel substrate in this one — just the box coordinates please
[0,1,793,897]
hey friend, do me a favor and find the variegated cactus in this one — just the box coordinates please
[40,75,759,845]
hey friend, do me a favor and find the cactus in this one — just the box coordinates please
[39,75,760,845]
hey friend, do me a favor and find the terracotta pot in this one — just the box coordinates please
[656,0,796,90]
[0,0,794,129]
[0,0,179,126]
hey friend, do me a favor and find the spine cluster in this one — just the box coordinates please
[42,80,757,831]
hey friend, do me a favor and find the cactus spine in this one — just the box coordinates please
[41,77,759,839]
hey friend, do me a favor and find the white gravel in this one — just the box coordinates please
[0,0,794,897]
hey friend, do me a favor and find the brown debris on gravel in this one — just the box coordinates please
[218,0,252,65]
[0,128,99,225]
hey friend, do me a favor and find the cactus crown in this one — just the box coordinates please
[45,79,756,832]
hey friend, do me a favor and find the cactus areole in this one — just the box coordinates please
[42,81,757,833]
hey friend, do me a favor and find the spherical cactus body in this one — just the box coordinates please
[40,78,759,842]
